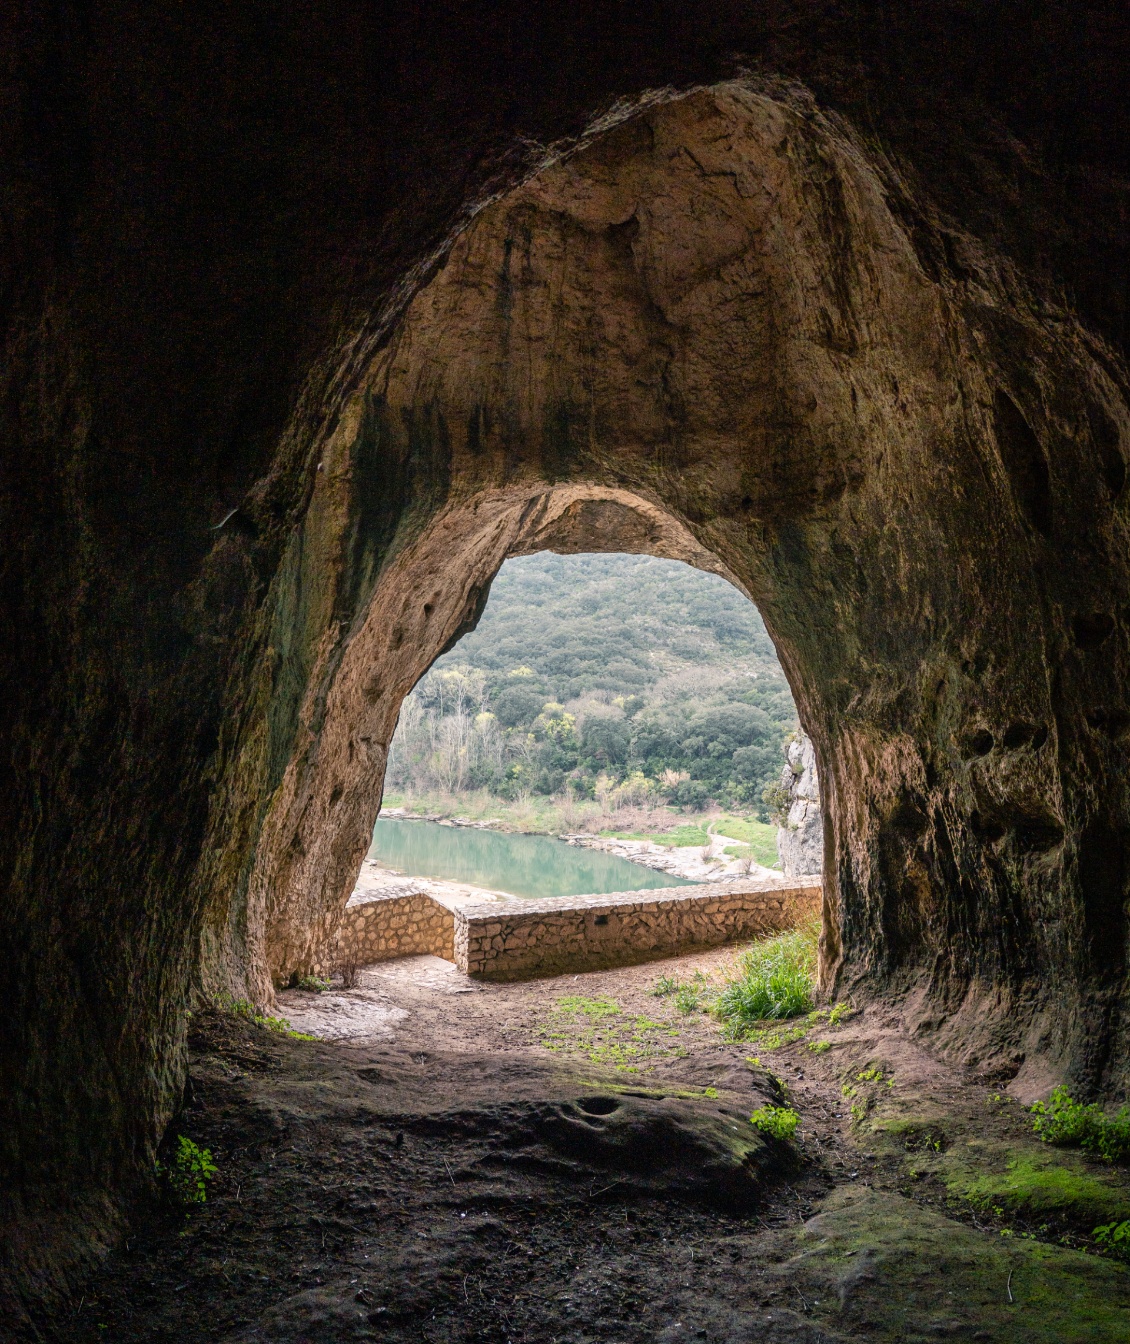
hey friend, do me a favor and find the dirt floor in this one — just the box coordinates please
[50,948,1130,1344]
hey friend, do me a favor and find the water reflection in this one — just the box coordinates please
[367,818,697,900]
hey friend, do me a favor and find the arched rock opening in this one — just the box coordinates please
[199,84,1130,1110]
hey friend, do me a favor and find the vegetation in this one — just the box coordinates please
[712,923,819,1030]
[749,1104,801,1140]
[1030,1087,1130,1164]
[386,553,797,818]
[157,1136,217,1207]
[1094,1221,1130,1261]
[220,996,316,1041]
[534,994,686,1072]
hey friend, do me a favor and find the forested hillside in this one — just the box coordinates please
[387,553,798,816]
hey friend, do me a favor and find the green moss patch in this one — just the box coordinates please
[953,1153,1130,1228]
[779,1187,1130,1343]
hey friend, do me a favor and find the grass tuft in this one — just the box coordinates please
[712,922,818,1030]
[1031,1086,1130,1164]
[749,1104,800,1140]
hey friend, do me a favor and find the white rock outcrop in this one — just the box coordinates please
[776,733,824,877]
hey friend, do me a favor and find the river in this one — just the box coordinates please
[366,817,698,900]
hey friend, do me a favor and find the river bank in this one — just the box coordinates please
[378,793,781,884]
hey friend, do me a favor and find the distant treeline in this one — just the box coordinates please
[387,553,798,817]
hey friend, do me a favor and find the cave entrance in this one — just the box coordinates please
[253,485,829,997]
[325,547,823,978]
[219,76,1118,1089]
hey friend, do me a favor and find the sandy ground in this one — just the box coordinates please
[49,949,1130,1344]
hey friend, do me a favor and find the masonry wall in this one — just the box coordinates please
[453,880,821,980]
[338,892,454,964]
[335,879,821,979]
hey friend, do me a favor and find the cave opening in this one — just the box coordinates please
[327,546,822,983]
[6,36,1130,1332]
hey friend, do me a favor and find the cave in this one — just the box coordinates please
[4,3,1130,1334]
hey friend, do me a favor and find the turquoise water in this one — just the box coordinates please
[366,817,697,899]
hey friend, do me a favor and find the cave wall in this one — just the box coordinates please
[3,0,1129,1327]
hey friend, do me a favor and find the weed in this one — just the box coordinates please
[857,1066,886,1084]
[827,1001,855,1026]
[653,975,679,997]
[295,975,330,993]
[807,1039,833,1054]
[555,995,621,1020]
[157,1136,217,1207]
[850,1100,869,1125]
[749,1104,800,1141]
[1094,1220,1130,1261]
[675,983,705,1015]
[220,996,316,1040]
[712,923,818,1029]
[1030,1086,1130,1164]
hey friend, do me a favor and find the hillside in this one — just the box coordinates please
[387,553,798,816]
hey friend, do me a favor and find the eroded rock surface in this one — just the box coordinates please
[777,733,824,879]
[5,7,1130,1326]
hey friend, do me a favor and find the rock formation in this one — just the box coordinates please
[3,2,1130,1326]
[777,733,824,879]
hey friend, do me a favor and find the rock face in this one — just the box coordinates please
[777,734,824,879]
[4,4,1130,1326]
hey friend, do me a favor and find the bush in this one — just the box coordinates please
[713,924,818,1029]
[749,1104,800,1140]
[1094,1220,1130,1260]
[157,1135,217,1207]
[1030,1086,1130,1163]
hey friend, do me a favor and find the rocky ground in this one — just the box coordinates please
[49,950,1130,1344]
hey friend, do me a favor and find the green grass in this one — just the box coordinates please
[750,1104,800,1140]
[1031,1087,1130,1163]
[716,815,779,866]
[713,923,819,1031]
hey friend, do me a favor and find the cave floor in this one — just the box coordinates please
[53,949,1130,1344]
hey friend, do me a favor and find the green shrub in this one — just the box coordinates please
[157,1136,217,1207]
[1094,1220,1130,1260]
[295,975,330,993]
[713,924,817,1029]
[749,1104,800,1140]
[1030,1086,1130,1164]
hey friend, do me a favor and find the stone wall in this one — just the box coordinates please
[452,879,822,981]
[337,892,454,964]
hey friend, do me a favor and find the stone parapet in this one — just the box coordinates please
[336,877,821,979]
[338,890,454,964]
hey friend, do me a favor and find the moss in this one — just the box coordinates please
[953,1154,1130,1228]
[784,1187,1130,1342]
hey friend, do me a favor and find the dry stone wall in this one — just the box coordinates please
[338,892,454,963]
[335,878,821,980]
[453,879,821,981]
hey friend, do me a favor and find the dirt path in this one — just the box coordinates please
[50,951,1130,1344]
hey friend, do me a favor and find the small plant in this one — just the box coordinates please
[857,1066,886,1083]
[295,974,330,993]
[337,950,362,990]
[221,996,316,1041]
[712,923,818,1030]
[749,1104,800,1141]
[157,1136,217,1207]
[1094,1220,1130,1261]
[555,995,620,1021]
[675,983,704,1015]
[653,975,679,997]
[827,1001,855,1026]
[1030,1086,1130,1164]
[807,1039,833,1054]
